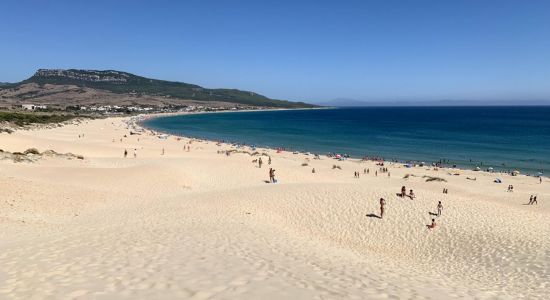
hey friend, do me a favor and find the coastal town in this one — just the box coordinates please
[7,102,265,114]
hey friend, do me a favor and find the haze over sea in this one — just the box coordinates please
[144,106,550,175]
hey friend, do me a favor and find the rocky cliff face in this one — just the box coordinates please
[34,69,129,83]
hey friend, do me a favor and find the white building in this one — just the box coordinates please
[22,104,47,110]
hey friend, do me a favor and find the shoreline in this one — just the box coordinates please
[137,110,547,179]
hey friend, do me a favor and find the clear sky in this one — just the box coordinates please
[1,0,549,103]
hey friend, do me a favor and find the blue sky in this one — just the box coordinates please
[1,0,549,103]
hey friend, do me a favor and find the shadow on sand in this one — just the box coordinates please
[366,213,381,219]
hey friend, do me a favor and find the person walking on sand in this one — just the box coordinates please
[258,157,263,168]
[379,198,386,219]
[532,196,538,205]
[268,156,271,165]
[437,201,443,216]
[124,149,128,158]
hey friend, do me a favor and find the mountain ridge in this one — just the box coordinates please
[1,69,315,108]
[314,98,550,107]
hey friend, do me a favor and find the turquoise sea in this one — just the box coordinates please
[143,107,550,175]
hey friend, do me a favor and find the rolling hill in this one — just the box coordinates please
[0,69,315,109]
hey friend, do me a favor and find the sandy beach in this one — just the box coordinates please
[1,115,548,300]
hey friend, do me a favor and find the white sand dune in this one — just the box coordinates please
[0,117,548,299]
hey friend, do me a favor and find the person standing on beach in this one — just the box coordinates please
[124,149,128,158]
[268,156,271,165]
[269,168,274,183]
[437,201,443,216]
[162,148,165,156]
[540,177,543,184]
[258,157,263,168]
[380,198,386,218]
[133,149,137,158]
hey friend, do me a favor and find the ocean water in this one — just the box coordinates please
[143,107,550,174]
